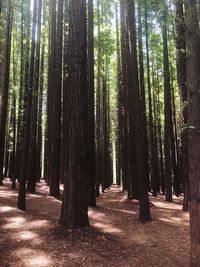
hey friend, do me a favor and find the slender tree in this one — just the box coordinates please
[115,2,122,186]
[17,0,37,210]
[163,0,173,202]
[173,0,188,210]
[95,0,102,196]
[144,0,160,196]
[138,0,150,192]
[0,0,12,185]
[88,0,96,206]
[27,0,42,192]
[121,0,151,222]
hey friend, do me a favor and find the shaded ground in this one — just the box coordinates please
[0,178,190,266]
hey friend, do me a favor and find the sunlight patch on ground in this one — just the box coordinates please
[12,231,44,246]
[151,200,182,210]
[27,219,49,229]
[26,194,42,199]
[3,216,26,229]
[15,231,38,241]
[3,217,49,230]
[0,190,18,198]
[94,222,122,234]
[88,210,106,220]
[25,255,52,267]
[119,209,136,215]
[0,206,15,212]
[14,248,52,267]
[158,216,188,226]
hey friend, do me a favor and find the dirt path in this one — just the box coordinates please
[0,179,190,266]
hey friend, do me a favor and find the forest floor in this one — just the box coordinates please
[0,178,190,267]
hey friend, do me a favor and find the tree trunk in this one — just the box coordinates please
[60,0,89,228]
[121,0,151,222]
[14,0,29,183]
[27,0,42,192]
[185,0,200,265]
[0,0,12,185]
[115,3,122,186]
[173,0,188,210]
[17,0,37,210]
[163,1,173,202]
[95,0,101,197]
[60,0,69,185]
[144,0,159,197]
[88,0,96,206]
[138,0,150,192]
[36,0,46,182]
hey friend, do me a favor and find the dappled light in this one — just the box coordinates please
[93,222,122,234]
[0,177,190,266]
[25,255,52,267]
[0,0,198,264]
[14,248,53,267]
[0,205,15,212]
[0,190,18,198]
[14,231,38,241]
[3,216,26,229]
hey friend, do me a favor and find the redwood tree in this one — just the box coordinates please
[60,0,89,228]
[121,0,151,222]
[88,0,96,206]
[0,0,12,185]
[185,0,200,264]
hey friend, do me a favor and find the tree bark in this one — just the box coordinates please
[163,1,173,202]
[144,0,159,197]
[185,0,200,265]
[121,0,151,222]
[27,0,42,192]
[88,0,96,206]
[138,0,150,192]
[0,0,12,185]
[173,0,189,210]
[60,0,89,228]
[17,0,37,210]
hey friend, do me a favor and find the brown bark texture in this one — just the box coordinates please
[185,0,200,265]
[60,0,89,228]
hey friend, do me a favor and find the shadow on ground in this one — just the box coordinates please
[0,179,190,267]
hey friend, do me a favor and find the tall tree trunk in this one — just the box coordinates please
[36,0,46,182]
[88,0,96,206]
[9,37,17,186]
[144,0,159,196]
[156,73,165,193]
[60,0,69,184]
[138,0,150,192]
[120,0,130,193]
[14,0,29,183]
[95,0,101,197]
[170,66,181,196]
[185,0,200,265]
[121,0,151,222]
[173,0,188,210]
[49,0,63,196]
[115,3,122,186]
[17,0,37,210]
[0,0,12,185]
[27,0,42,192]
[163,1,173,202]
[60,0,90,228]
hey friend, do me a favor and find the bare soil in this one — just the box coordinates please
[0,178,190,266]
